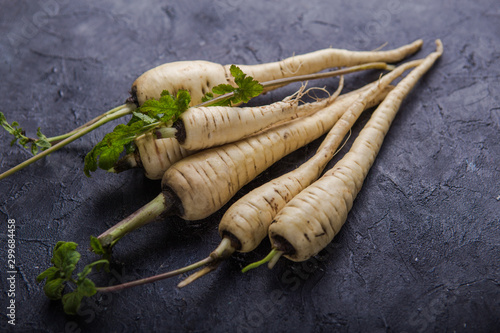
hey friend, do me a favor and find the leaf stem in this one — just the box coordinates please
[97,193,171,248]
[96,238,234,292]
[46,104,131,144]
[0,104,136,180]
[261,62,393,90]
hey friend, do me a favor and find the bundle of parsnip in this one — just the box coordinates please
[34,39,442,315]
[0,39,422,180]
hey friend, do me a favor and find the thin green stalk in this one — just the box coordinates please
[46,104,132,144]
[241,249,282,273]
[0,104,136,180]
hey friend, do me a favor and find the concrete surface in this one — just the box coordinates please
[0,0,499,332]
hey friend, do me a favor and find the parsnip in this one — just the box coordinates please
[114,135,194,180]
[131,40,423,106]
[1,40,422,180]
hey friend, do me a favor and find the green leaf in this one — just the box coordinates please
[62,291,83,315]
[132,112,156,124]
[231,65,263,103]
[125,141,136,154]
[0,112,16,135]
[36,266,60,283]
[39,240,107,313]
[51,242,78,269]
[201,92,214,103]
[1,113,28,148]
[36,127,51,150]
[43,278,65,300]
[83,147,99,176]
[84,90,190,176]
[85,122,143,175]
[53,241,67,253]
[97,143,124,171]
[50,241,80,279]
[211,84,235,95]
[1,112,51,155]
[61,250,81,279]
[77,278,97,297]
[31,144,39,155]
[203,65,263,107]
[174,90,191,112]
[139,90,190,122]
[90,236,105,255]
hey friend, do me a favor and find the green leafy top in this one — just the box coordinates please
[36,237,109,315]
[84,65,263,176]
[0,112,51,155]
[83,90,190,177]
[202,65,264,106]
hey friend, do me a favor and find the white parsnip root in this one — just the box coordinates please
[174,85,314,151]
[118,135,194,180]
[132,40,423,106]
[162,86,381,222]
[113,80,344,179]
[267,40,443,263]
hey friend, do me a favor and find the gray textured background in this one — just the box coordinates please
[1,0,499,332]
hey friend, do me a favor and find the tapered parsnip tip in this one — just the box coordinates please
[177,266,215,288]
[174,238,236,288]
[435,39,444,54]
[409,39,424,50]
[406,39,424,55]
